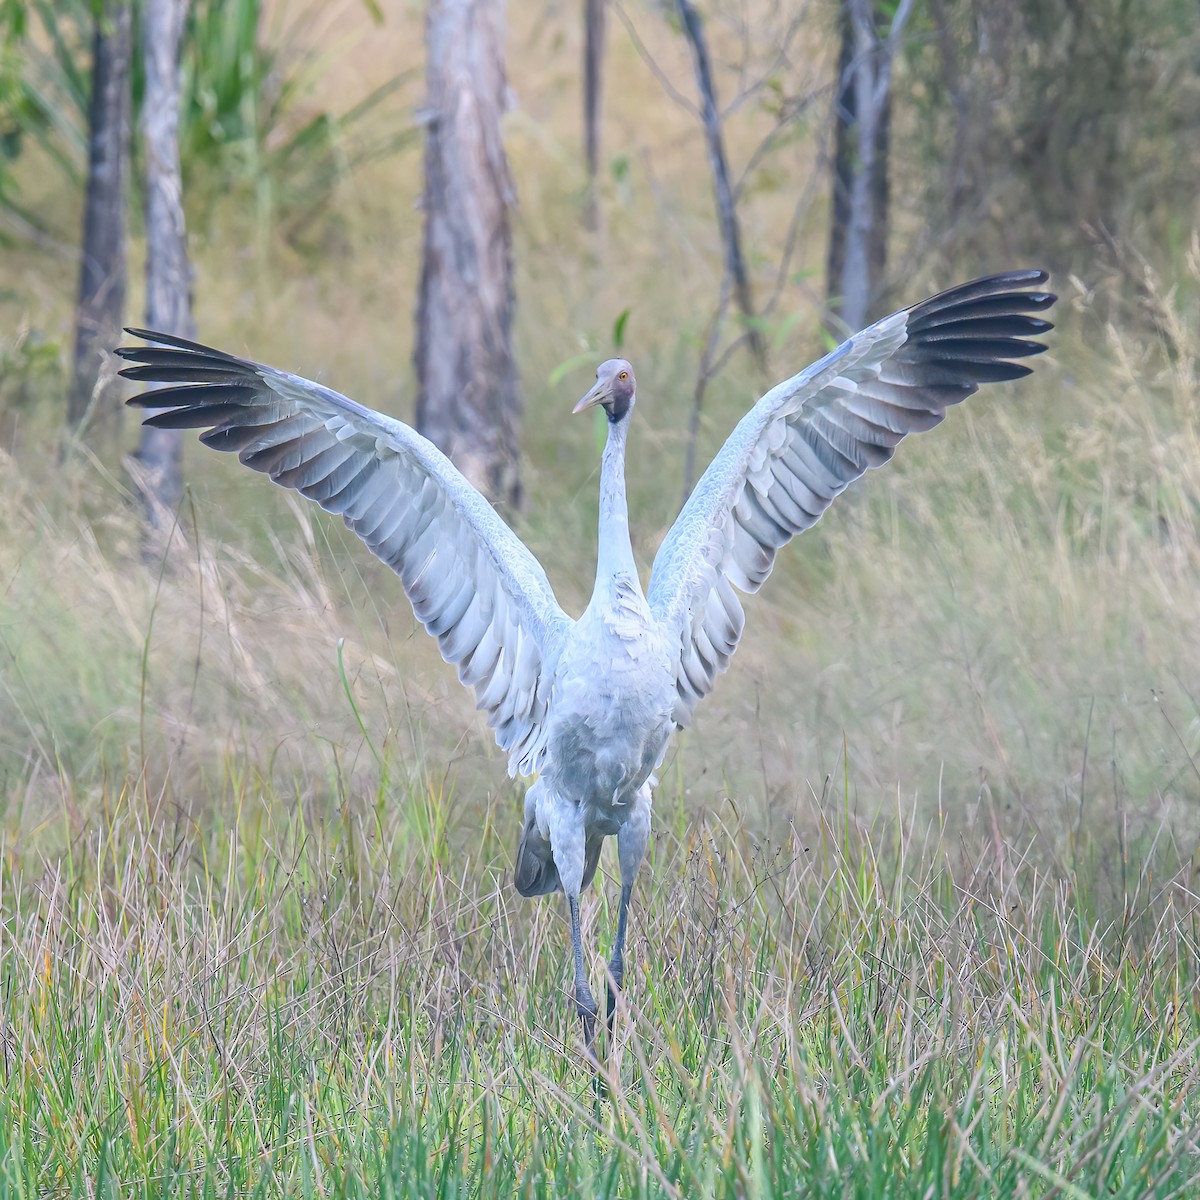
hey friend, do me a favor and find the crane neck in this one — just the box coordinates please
[592,414,639,598]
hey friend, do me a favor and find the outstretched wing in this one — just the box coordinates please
[118,330,572,776]
[647,270,1056,725]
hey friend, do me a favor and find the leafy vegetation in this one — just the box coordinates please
[0,0,412,245]
[900,0,1200,271]
[171,0,414,243]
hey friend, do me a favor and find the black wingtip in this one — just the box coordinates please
[118,326,240,360]
[899,269,1057,393]
[974,268,1051,290]
[910,271,1058,332]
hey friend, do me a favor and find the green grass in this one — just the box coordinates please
[1,775,1197,1196]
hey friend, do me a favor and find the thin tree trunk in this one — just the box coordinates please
[869,81,890,293]
[68,0,131,435]
[415,0,521,509]
[135,0,193,558]
[826,0,855,312]
[828,0,911,333]
[839,0,880,331]
[583,0,606,229]
[675,0,766,371]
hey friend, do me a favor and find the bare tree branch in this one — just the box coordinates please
[674,0,766,370]
[610,0,827,502]
[719,3,811,123]
[610,1,700,119]
[612,0,828,502]
[681,271,733,508]
[679,134,828,503]
[733,83,827,202]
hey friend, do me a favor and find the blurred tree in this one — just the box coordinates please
[583,0,605,230]
[67,0,130,434]
[903,0,1200,274]
[415,0,521,508]
[133,0,192,557]
[826,0,912,332]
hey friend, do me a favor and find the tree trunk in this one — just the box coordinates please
[825,0,855,315]
[415,0,521,509]
[838,0,881,331]
[583,0,606,229]
[68,0,131,436]
[869,79,890,293]
[135,0,193,557]
[674,0,766,371]
[827,0,910,333]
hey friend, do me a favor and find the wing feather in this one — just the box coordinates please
[118,329,572,776]
[647,270,1056,725]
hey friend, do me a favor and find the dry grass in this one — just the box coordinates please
[4,258,1198,851]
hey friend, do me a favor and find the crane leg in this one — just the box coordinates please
[543,796,597,1052]
[568,892,598,1050]
[605,883,632,1035]
[607,783,651,1036]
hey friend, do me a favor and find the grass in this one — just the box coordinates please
[2,0,1200,1192]
[2,775,1199,1196]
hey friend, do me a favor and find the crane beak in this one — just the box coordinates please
[572,379,610,415]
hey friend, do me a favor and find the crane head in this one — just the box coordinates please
[573,358,636,423]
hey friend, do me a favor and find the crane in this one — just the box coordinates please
[118,269,1055,1050]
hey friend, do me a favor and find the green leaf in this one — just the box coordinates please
[612,308,631,350]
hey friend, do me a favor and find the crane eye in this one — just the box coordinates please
[619,371,628,381]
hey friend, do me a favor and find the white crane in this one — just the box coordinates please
[118,270,1055,1049]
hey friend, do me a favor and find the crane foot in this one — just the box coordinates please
[575,983,599,1051]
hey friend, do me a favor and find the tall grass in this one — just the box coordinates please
[1,775,1197,1195]
[4,259,1198,847]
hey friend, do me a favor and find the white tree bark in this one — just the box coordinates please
[414,0,521,509]
[833,0,913,332]
[136,0,194,555]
